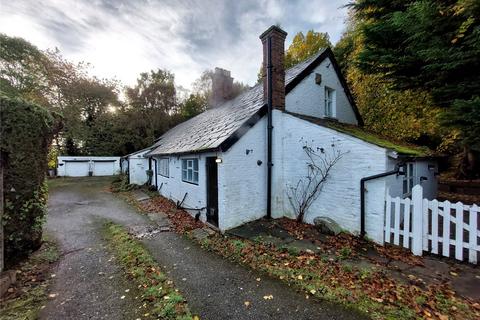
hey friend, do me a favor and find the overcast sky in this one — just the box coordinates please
[0,0,350,89]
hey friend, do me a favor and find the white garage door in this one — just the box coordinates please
[65,161,90,177]
[93,161,115,176]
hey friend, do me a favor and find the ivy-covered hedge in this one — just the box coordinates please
[1,95,61,265]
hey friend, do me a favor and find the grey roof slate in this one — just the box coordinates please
[147,50,327,157]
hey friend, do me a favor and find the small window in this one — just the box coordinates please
[402,163,415,196]
[182,158,199,184]
[324,87,335,117]
[158,158,169,177]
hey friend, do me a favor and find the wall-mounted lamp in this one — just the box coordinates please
[257,160,263,166]
[215,158,222,164]
[315,73,322,85]
[420,176,428,182]
[246,149,253,155]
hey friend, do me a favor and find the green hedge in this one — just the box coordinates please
[1,95,61,265]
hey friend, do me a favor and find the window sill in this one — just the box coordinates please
[182,180,199,186]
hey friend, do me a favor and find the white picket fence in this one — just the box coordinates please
[385,185,479,264]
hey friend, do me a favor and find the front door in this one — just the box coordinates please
[206,157,218,226]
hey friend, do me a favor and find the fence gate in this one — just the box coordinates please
[385,185,479,264]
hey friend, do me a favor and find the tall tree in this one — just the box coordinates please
[124,69,178,147]
[285,30,332,68]
[351,0,480,177]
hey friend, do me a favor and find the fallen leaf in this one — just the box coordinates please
[310,289,316,295]
[244,301,251,307]
[256,278,261,282]
[263,295,273,300]
[449,272,458,277]
[120,295,125,300]
[48,293,58,299]
[297,275,303,280]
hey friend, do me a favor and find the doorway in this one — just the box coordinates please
[206,157,218,226]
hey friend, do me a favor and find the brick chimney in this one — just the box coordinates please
[210,67,233,108]
[260,25,287,110]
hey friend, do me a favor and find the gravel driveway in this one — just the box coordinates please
[42,177,366,320]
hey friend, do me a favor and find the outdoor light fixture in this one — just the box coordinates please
[215,158,222,163]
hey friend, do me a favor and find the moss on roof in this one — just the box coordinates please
[286,112,431,157]
[326,122,431,157]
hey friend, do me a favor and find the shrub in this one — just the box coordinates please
[1,95,61,265]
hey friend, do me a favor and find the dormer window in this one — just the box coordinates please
[324,87,335,117]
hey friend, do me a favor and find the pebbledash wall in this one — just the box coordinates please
[153,117,267,231]
[218,117,267,230]
[271,111,389,243]
[286,57,358,125]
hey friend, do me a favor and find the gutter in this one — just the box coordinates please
[266,35,273,219]
[360,164,403,238]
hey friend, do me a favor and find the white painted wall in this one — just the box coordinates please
[128,150,150,185]
[285,57,358,125]
[271,111,388,243]
[154,152,217,220]
[218,117,267,230]
[57,156,120,177]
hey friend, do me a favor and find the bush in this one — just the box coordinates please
[110,173,136,192]
[1,95,61,265]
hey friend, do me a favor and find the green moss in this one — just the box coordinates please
[327,122,430,156]
[0,239,59,320]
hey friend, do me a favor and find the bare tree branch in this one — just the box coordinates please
[286,140,347,222]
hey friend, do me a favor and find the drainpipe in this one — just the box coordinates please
[266,35,273,219]
[360,165,403,238]
[151,158,158,189]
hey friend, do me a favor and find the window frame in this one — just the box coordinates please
[158,157,169,177]
[324,86,336,118]
[181,158,199,185]
[402,162,415,197]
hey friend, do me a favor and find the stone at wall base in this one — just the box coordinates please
[0,270,17,297]
[313,217,342,236]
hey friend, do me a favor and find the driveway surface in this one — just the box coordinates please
[42,177,366,320]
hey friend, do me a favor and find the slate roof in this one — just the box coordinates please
[147,48,353,157]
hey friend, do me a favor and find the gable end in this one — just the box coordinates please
[285,48,364,126]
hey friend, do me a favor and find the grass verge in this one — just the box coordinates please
[102,222,195,320]
[0,238,59,320]
[117,191,479,320]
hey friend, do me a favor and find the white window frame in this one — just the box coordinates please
[182,158,199,185]
[402,162,415,197]
[324,86,336,117]
[158,158,169,177]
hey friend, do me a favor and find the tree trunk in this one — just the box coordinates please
[458,146,479,179]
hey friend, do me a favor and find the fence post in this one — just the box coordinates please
[411,185,424,256]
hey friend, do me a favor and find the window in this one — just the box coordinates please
[158,158,169,177]
[402,163,415,196]
[182,158,199,184]
[324,87,335,117]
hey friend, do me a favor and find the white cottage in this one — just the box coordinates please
[144,26,438,244]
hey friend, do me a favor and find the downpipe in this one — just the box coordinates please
[266,35,273,219]
[360,164,404,238]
